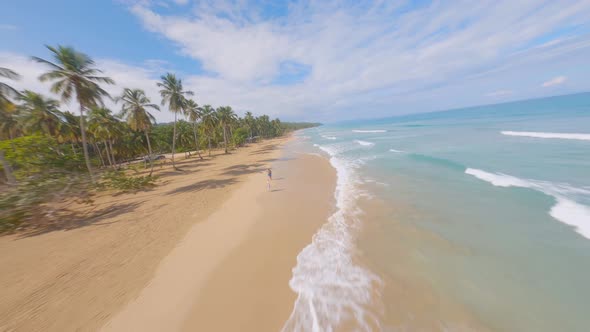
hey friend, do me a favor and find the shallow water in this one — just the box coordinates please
[285,93,590,331]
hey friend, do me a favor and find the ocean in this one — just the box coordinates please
[283,93,590,331]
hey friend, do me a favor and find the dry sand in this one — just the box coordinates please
[103,148,336,332]
[0,137,336,332]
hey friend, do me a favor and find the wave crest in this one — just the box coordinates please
[501,131,590,141]
[352,130,387,133]
[466,168,590,240]
[355,140,375,147]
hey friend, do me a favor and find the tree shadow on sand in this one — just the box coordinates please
[221,163,266,176]
[248,144,278,155]
[166,178,238,195]
[17,201,144,239]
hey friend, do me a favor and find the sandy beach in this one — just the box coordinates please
[0,137,336,331]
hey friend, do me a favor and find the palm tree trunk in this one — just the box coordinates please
[223,125,228,154]
[192,123,203,160]
[104,140,114,168]
[0,150,16,185]
[171,112,177,169]
[71,143,77,155]
[145,130,154,176]
[208,135,212,157]
[108,140,117,169]
[78,104,95,183]
[94,142,105,167]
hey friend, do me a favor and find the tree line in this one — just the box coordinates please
[0,45,319,230]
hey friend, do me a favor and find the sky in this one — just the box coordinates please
[1,0,590,123]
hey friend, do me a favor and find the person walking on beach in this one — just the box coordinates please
[266,168,272,191]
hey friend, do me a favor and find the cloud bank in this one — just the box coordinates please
[2,0,590,122]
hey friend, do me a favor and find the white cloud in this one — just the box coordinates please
[126,0,590,119]
[542,76,567,87]
[486,90,513,97]
[3,1,590,121]
[0,24,17,30]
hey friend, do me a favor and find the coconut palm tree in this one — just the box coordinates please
[33,45,114,183]
[184,98,203,160]
[157,73,193,169]
[17,90,63,137]
[0,67,21,104]
[116,88,160,175]
[216,106,237,154]
[88,107,119,169]
[0,67,19,184]
[60,111,81,154]
[199,105,217,156]
[244,111,255,139]
[0,101,21,140]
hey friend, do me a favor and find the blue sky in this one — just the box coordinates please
[1,0,590,123]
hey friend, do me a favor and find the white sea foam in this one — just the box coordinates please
[321,135,337,140]
[282,144,383,332]
[501,131,590,141]
[352,129,387,133]
[466,168,590,240]
[355,140,375,147]
[389,148,405,153]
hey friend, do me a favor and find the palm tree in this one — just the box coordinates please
[216,106,237,154]
[271,118,283,137]
[0,101,21,140]
[0,67,21,104]
[60,111,81,154]
[199,105,217,156]
[157,73,193,169]
[88,107,119,169]
[116,88,160,175]
[17,90,63,137]
[33,45,114,183]
[244,111,255,139]
[184,98,203,160]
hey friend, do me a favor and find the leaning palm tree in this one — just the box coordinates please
[0,67,21,104]
[199,105,218,156]
[184,98,203,160]
[60,111,81,154]
[244,111,255,139]
[116,88,160,175]
[0,101,21,140]
[157,73,193,169]
[33,45,114,183]
[88,107,119,169]
[216,106,237,154]
[18,90,63,137]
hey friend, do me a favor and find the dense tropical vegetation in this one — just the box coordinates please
[0,45,319,231]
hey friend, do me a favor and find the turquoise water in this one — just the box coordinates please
[286,93,590,331]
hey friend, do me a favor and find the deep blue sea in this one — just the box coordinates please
[285,93,590,331]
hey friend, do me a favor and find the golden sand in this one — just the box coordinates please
[0,137,337,332]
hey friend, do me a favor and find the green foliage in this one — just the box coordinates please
[0,135,85,178]
[0,135,90,231]
[99,170,157,192]
[0,172,90,232]
[281,122,321,132]
[232,127,248,146]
